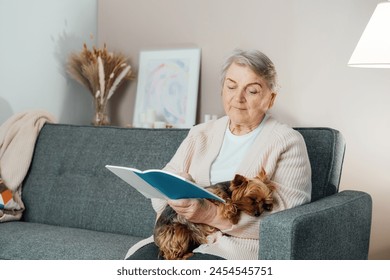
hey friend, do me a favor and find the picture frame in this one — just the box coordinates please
[133,48,201,128]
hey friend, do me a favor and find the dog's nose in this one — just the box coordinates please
[254,212,260,217]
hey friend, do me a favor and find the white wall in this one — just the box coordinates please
[98,0,390,259]
[0,0,97,124]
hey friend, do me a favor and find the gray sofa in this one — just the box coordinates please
[0,123,372,259]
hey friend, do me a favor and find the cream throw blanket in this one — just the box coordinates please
[0,110,56,222]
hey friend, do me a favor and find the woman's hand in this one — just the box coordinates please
[178,172,194,182]
[168,199,233,230]
[168,199,215,224]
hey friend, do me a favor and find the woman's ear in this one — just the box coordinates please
[268,92,277,109]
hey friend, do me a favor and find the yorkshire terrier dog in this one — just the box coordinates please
[153,169,275,260]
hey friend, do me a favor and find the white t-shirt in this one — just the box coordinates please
[210,115,268,184]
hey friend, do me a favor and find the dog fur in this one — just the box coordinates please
[153,169,275,260]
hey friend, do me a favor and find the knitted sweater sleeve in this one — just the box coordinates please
[151,121,222,214]
[151,130,196,215]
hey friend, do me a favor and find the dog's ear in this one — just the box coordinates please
[257,168,268,182]
[230,174,248,191]
[267,183,276,192]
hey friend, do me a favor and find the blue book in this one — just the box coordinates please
[105,165,225,202]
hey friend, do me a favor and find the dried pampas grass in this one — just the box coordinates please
[67,43,134,125]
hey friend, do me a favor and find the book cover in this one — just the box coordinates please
[105,165,225,202]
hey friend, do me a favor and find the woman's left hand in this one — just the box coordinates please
[167,198,216,224]
[168,199,233,230]
[168,199,217,224]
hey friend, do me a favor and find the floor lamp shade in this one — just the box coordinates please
[348,1,390,68]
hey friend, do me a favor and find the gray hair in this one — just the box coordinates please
[220,49,279,92]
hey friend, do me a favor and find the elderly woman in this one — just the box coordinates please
[126,49,312,260]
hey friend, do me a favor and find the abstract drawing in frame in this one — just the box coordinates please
[133,48,201,128]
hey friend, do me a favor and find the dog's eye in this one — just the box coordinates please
[253,199,262,206]
[263,203,273,211]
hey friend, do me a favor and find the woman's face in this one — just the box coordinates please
[222,62,276,129]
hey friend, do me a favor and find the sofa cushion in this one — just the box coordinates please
[21,124,188,237]
[0,221,142,259]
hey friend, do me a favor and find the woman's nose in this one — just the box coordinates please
[235,89,246,102]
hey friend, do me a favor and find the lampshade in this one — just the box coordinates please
[348,1,390,68]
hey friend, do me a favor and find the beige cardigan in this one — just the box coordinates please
[126,115,312,259]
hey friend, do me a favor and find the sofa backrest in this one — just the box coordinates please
[21,124,345,236]
[295,127,345,202]
[22,124,188,237]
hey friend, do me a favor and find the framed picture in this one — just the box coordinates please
[133,48,201,128]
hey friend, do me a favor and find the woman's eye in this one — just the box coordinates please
[246,86,261,95]
[247,89,258,95]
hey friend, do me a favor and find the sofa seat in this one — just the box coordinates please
[0,221,142,259]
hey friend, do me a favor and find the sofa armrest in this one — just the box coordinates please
[258,190,372,260]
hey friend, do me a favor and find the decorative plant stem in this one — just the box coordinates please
[67,43,134,125]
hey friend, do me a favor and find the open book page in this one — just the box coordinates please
[105,165,224,202]
[105,165,166,199]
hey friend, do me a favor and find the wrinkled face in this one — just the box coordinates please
[222,62,276,129]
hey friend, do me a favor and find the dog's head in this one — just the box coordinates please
[229,169,275,217]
